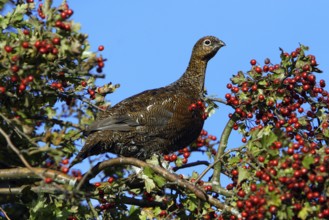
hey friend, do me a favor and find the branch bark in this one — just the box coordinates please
[78,157,238,213]
[0,167,76,185]
[211,117,236,184]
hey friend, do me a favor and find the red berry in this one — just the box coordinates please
[11,65,19,73]
[108,177,115,183]
[27,75,34,82]
[23,29,30,35]
[231,169,238,177]
[81,81,87,87]
[237,190,246,197]
[67,9,74,16]
[52,37,60,45]
[22,41,29,48]
[258,156,265,162]
[4,45,13,53]
[0,86,6,94]
[39,47,47,54]
[183,152,190,158]
[250,59,257,65]
[94,182,101,187]
[19,83,26,91]
[61,166,69,174]
[269,205,277,214]
[303,64,310,71]
[258,94,265,101]
[62,158,69,165]
[45,177,53,184]
[98,45,104,51]
[255,66,262,73]
[264,58,270,64]
[170,154,177,161]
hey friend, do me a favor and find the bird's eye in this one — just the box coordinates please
[204,39,211,46]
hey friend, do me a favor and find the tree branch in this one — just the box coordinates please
[0,113,38,148]
[78,157,238,213]
[0,167,76,185]
[172,160,210,172]
[195,159,220,184]
[207,97,227,105]
[0,127,33,170]
[0,207,11,220]
[211,117,236,184]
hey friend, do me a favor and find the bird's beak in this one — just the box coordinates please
[218,40,226,47]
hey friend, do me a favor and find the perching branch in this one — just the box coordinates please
[78,157,239,213]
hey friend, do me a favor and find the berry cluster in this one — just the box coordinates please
[164,129,217,165]
[188,100,209,120]
[221,46,329,219]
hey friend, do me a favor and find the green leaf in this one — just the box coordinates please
[153,175,166,188]
[142,167,157,193]
[237,166,249,185]
[228,156,240,165]
[143,166,154,178]
[10,4,28,23]
[186,193,198,211]
[260,130,277,148]
[298,202,312,220]
[302,155,314,169]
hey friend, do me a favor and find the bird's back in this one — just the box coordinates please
[79,83,205,160]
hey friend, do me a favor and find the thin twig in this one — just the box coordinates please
[220,146,245,159]
[87,198,100,220]
[172,160,210,172]
[77,96,107,112]
[207,97,227,105]
[0,127,33,170]
[0,113,38,147]
[195,159,221,184]
[0,207,11,220]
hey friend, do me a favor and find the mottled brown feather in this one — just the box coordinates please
[71,36,225,166]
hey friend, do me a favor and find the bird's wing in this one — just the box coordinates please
[87,114,139,132]
[87,87,177,133]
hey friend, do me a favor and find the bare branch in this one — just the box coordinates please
[172,160,210,172]
[0,113,38,148]
[87,198,100,220]
[0,207,11,220]
[195,159,221,184]
[211,118,236,184]
[0,167,76,185]
[207,97,227,105]
[0,127,33,170]
[78,157,236,212]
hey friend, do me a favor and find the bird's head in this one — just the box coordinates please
[192,36,225,61]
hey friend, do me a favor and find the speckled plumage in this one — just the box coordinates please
[72,36,225,165]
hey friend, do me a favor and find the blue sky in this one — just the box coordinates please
[67,1,329,181]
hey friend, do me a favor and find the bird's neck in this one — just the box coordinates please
[176,58,208,96]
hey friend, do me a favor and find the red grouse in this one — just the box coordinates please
[72,36,225,165]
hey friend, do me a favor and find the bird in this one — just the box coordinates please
[71,36,225,166]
